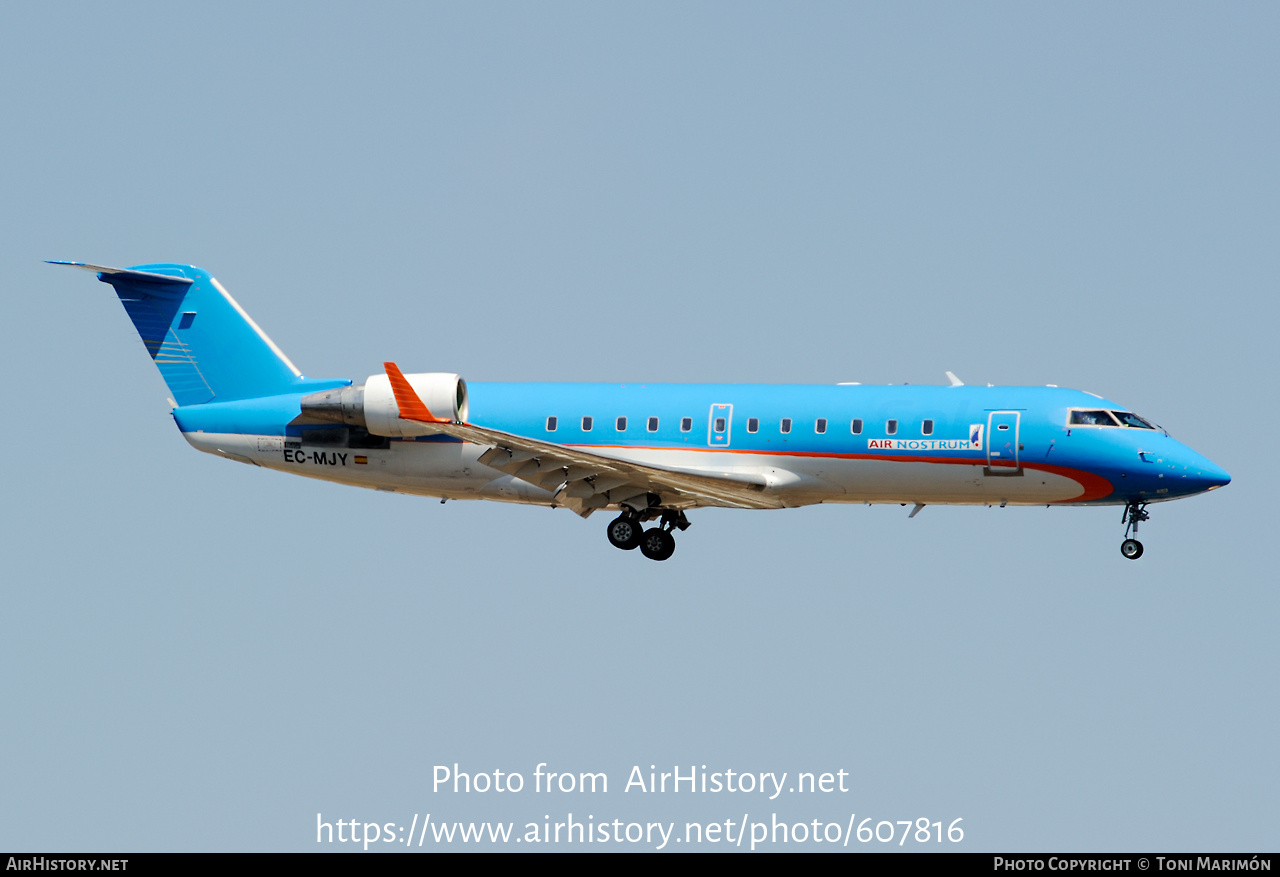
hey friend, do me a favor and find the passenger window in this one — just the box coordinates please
[546,416,558,432]
[680,417,692,432]
[647,417,659,432]
[581,416,593,432]
[1070,410,1119,426]
[781,418,792,434]
[747,417,759,433]
[922,419,933,436]
[886,419,898,435]
[851,418,863,435]
[714,417,726,432]
[616,416,627,431]
[815,418,827,434]
[1112,411,1155,429]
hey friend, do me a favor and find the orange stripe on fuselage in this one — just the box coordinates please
[547,442,1116,503]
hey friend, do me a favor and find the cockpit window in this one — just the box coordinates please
[1069,410,1120,426]
[1068,409,1157,429]
[1111,411,1155,429]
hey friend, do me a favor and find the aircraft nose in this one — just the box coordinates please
[1202,460,1231,490]
[1180,453,1230,494]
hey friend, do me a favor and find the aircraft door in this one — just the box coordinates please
[986,411,1021,473]
[708,403,733,448]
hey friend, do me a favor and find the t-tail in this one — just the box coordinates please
[50,261,344,405]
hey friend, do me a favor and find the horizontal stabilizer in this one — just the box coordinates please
[47,261,195,289]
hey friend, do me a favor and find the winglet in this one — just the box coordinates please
[384,362,450,424]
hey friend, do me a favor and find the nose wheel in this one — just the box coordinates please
[1120,538,1144,560]
[1120,502,1149,560]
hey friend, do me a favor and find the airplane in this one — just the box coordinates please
[52,260,1231,561]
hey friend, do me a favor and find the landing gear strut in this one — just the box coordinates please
[1121,501,1149,560]
[606,509,689,560]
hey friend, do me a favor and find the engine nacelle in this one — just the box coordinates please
[298,372,468,437]
[363,372,469,437]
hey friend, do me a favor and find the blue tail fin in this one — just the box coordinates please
[53,261,340,405]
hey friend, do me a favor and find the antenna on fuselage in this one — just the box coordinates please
[945,371,964,387]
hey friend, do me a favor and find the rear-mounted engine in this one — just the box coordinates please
[298,372,468,437]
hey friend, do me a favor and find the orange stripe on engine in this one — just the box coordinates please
[383,361,449,424]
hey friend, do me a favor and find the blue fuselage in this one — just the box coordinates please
[173,381,1230,508]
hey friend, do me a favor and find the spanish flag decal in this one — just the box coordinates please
[354,455,368,465]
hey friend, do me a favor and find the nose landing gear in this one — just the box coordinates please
[605,509,690,561]
[1120,502,1149,560]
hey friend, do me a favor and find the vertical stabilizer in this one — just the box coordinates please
[52,261,332,405]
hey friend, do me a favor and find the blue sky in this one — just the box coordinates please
[1,2,1276,851]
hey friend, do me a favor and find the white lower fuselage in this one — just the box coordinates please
[185,431,1093,509]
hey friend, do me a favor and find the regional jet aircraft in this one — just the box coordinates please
[54,261,1230,561]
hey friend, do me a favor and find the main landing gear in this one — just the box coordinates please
[606,509,690,561]
[1120,501,1150,560]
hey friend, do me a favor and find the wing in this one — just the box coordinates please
[383,362,779,517]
